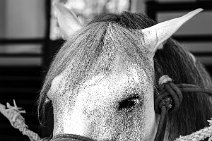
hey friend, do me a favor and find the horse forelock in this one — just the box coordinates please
[38,12,212,141]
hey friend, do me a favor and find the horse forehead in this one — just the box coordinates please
[80,67,150,99]
[49,65,150,99]
[84,66,148,86]
[74,70,145,112]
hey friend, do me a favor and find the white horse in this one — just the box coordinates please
[37,4,212,141]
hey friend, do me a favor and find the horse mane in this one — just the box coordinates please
[38,11,212,140]
[154,39,212,140]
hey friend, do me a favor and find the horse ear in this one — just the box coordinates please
[54,3,82,39]
[141,8,203,55]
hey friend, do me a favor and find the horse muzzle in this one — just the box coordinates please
[50,134,96,141]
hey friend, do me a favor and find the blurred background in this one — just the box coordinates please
[0,0,211,140]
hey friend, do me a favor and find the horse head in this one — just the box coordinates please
[38,4,212,141]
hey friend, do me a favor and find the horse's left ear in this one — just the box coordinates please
[54,3,82,39]
[141,8,203,55]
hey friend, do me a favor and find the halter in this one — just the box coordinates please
[154,75,212,141]
[51,134,96,141]
[50,75,212,141]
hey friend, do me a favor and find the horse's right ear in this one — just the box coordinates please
[141,8,203,56]
[54,3,82,39]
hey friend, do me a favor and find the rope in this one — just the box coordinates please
[0,100,45,141]
[154,75,212,141]
[154,75,182,141]
[175,118,212,141]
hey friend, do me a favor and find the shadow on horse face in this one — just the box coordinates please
[39,4,208,141]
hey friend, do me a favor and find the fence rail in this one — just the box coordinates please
[173,35,212,42]
[0,39,45,45]
[146,1,212,20]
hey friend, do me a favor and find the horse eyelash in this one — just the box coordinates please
[118,94,141,111]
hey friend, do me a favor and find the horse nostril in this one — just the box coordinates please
[51,134,96,141]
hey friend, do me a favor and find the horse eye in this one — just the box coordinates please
[118,95,141,110]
